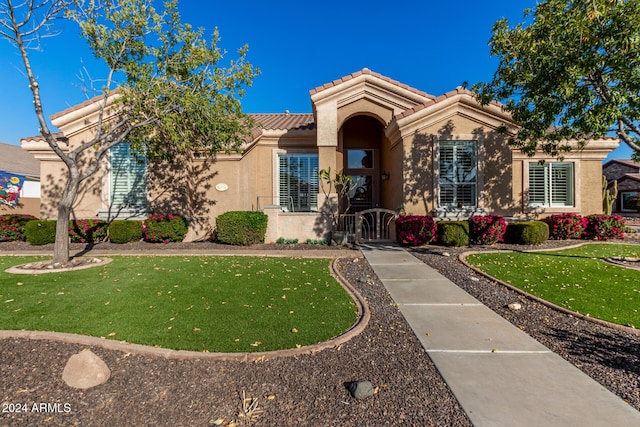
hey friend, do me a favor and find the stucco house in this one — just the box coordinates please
[21,69,619,242]
[603,159,640,214]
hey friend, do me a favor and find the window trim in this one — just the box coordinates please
[276,152,319,212]
[108,143,147,210]
[438,140,478,208]
[527,161,574,208]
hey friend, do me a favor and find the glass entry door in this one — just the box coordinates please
[345,149,378,212]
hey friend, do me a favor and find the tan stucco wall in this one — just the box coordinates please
[0,198,40,217]
[400,114,515,216]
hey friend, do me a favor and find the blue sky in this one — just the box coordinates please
[0,0,633,161]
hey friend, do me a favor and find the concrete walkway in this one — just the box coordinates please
[360,244,640,427]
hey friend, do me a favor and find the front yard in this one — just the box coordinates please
[465,243,640,328]
[0,256,357,352]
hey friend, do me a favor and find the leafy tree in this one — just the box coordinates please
[0,0,258,263]
[474,0,640,158]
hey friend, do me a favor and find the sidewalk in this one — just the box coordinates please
[360,244,640,427]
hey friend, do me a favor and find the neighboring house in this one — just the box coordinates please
[21,69,619,242]
[603,159,640,214]
[0,141,41,216]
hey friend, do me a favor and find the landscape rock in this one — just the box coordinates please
[62,349,111,389]
[508,302,523,311]
[345,380,374,400]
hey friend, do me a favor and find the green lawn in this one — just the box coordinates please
[466,244,640,328]
[0,256,357,352]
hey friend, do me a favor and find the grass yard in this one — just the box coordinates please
[466,244,640,328]
[0,256,358,352]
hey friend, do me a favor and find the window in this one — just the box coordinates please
[347,149,373,169]
[439,141,477,207]
[622,191,639,212]
[109,143,147,209]
[528,162,574,207]
[278,154,319,212]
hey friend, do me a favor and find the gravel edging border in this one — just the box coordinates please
[4,257,113,274]
[0,257,370,361]
[459,243,640,337]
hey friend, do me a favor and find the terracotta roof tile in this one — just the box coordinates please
[250,113,315,131]
[394,87,502,120]
[310,68,434,100]
[49,91,118,121]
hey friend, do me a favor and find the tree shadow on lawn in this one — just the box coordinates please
[543,326,640,376]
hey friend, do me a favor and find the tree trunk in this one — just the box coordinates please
[52,167,81,265]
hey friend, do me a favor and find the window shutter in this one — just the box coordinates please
[528,162,573,207]
[439,141,477,207]
[528,164,547,206]
[278,154,318,212]
[110,143,147,209]
[551,163,572,206]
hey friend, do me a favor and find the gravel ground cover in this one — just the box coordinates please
[0,242,470,426]
[1,239,639,426]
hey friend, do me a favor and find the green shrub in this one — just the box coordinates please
[108,220,143,243]
[69,219,108,244]
[216,211,268,246]
[305,238,328,245]
[437,220,470,247]
[143,214,188,243]
[0,214,37,241]
[276,237,299,244]
[505,221,549,245]
[25,220,56,245]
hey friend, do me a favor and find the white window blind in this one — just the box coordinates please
[109,143,147,209]
[278,154,319,212]
[439,141,477,207]
[528,162,574,207]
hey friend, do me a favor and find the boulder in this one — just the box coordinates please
[62,349,111,389]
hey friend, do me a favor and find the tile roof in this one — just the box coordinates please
[394,87,504,120]
[250,113,315,131]
[0,142,40,177]
[309,68,435,100]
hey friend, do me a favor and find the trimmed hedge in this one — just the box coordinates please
[143,214,188,243]
[109,220,143,243]
[469,215,506,245]
[505,221,549,245]
[396,215,437,246]
[437,220,470,247]
[70,219,108,244]
[25,220,57,245]
[216,211,268,246]
[0,214,37,241]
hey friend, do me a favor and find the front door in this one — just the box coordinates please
[344,148,379,212]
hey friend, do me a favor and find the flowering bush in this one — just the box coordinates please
[584,214,625,241]
[69,219,108,243]
[0,214,37,241]
[469,215,506,245]
[545,213,587,240]
[143,214,188,243]
[396,215,437,246]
